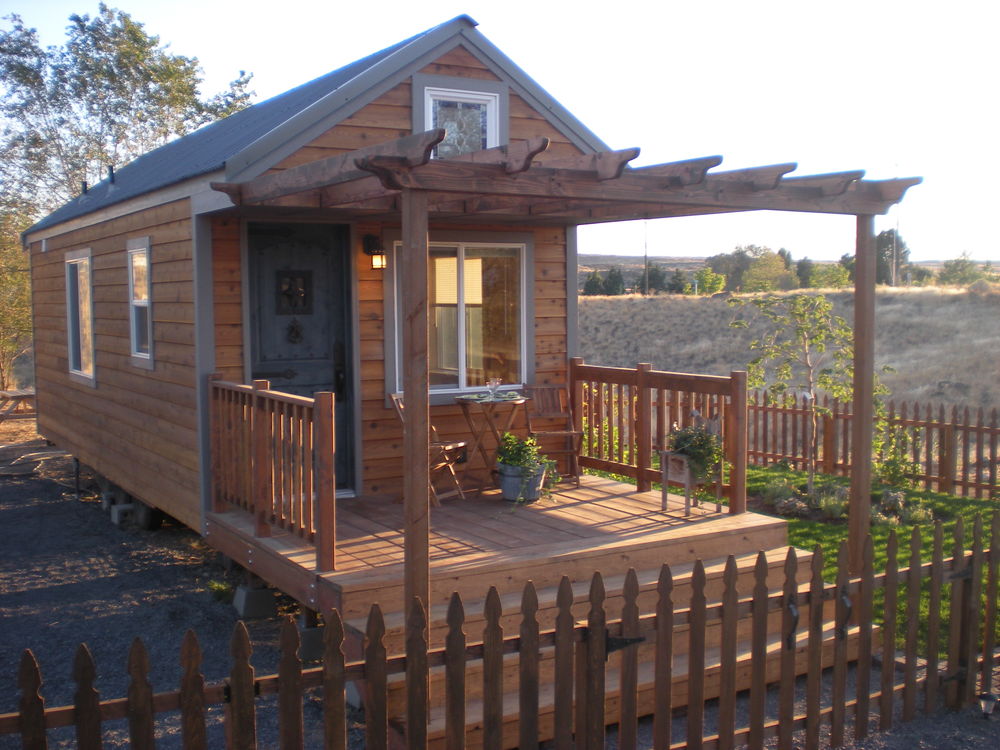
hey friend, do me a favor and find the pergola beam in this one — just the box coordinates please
[781,170,865,196]
[627,155,723,186]
[541,147,641,180]
[447,136,550,173]
[708,163,798,190]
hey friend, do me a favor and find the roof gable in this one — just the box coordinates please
[28,15,608,236]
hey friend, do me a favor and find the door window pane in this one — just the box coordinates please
[465,247,520,387]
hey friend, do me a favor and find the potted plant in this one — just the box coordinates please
[665,423,724,484]
[495,432,556,503]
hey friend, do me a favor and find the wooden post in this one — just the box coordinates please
[252,379,272,538]
[939,424,956,495]
[729,370,747,514]
[570,357,585,434]
[849,215,876,574]
[822,413,837,475]
[313,391,336,572]
[636,363,652,492]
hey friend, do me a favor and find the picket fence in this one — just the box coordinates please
[748,392,1000,498]
[2,514,997,750]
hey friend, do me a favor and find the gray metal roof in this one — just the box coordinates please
[28,15,608,235]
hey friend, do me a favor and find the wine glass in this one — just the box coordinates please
[487,377,502,399]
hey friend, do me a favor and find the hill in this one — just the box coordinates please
[577,287,1000,410]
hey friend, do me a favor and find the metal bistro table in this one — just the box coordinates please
[454,391,529,482]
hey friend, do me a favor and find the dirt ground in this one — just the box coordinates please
[0,419,997,748]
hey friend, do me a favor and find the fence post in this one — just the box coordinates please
[636,363,652,492]
[251,380,272,538]
[313,391,336,572]
[823,413,837,475]
[729,371,747,514]
[940,424,957,495]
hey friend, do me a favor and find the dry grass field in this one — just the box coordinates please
[578,286,1000,410]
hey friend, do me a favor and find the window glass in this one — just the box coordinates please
[66,256,93,377]
[433,99,488,158]
[128,245,151,358]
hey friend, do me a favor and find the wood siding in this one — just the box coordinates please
[30,200,201,528]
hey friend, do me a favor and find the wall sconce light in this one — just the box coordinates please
[362,234,386,270]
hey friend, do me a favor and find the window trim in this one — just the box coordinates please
[127,237,154,368]
[412,74,508,155]
[64,247,95,386]
[382,230,535,405]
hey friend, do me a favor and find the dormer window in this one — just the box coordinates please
[413,75,508,158]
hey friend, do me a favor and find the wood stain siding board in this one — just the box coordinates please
[30,199,202,528]
[212,218,243,381]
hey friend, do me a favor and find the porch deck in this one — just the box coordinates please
[205,474,787,622]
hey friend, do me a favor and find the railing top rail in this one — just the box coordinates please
[210,379,317,409]
[573,362,735,396]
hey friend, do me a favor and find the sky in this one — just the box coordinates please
[14,0,999,262]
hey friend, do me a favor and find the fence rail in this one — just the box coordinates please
[569,358,747,512]
[209,377,337,571]
[748,392,1000,498]
[5,512,996,749]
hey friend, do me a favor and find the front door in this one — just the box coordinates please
[248,223,353,489]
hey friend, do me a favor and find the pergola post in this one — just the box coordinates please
[849,214,876,574]
[400,188,430,613]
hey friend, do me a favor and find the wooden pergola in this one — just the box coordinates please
[212,128,921,615]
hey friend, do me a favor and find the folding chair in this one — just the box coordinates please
[390,394,467,505]
[523,385,584,486]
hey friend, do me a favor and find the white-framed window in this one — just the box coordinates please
[127,237,153,363]
[65,248,95,382]
[392,241,526,394]
[424,87,499,158]
[413,75,508,160]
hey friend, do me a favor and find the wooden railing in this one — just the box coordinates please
[569,357,748,512]
[209,378,336,571]
[4,513,996,749]
[749,392,1000,498]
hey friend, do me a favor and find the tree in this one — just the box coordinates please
[693,266,725,295]
[742,250,795,292]
[729,294,856,495]
[706,247,752,291]
[582,270,604,295]
[0,201,32,390]
[796,257,814,288]
[777,247,793,270]
[644,262,668,293]
[875,229,909,285]
[1,6,254,215]
[808,263,850,288]
[666,268,690,294]
[602,266,626,295]
[937,252,985,286]
[838,253,856,283]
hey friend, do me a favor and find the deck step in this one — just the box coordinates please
[417,621,876,750]
[353,546,811,656]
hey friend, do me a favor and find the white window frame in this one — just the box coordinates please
[390,240,528,396]
[64,248,95,385]
[424,86,500,156]
[127,237,154,366]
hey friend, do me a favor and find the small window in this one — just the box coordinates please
[413,75,507,160]
[127,238,152,361]
[65,249,94,381]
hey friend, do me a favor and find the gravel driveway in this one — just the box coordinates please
[1,421,996,748]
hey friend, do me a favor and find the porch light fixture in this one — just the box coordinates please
[978,692,997,719]
[362,234,386,269]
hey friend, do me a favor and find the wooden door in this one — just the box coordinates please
[248,223,353,488]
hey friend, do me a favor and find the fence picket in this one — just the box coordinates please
[483,587,503,750]
[653,564,673,750]
[855,536,874,741]
[902,528,921,722]
[830,541,849,748]
[584,573,607,750]
[879,531,898,730]
[364,605,387,750]
[73,644,101,750]
[805,545,824,750]
[983,511,1000,695]
[687,560,706,750]
[127,638,156,750]
[445,593,466,750]
[519,582,540,750]
[228,622,256,750]
[777,548,798,750]
[179,631,206,750]
[925,522,943,712]
[619,569,639,750]
[17,650,46,750]
[748,552,768,750]
[554,578,574,750]
[717,556,738,750]
[322,610,347,750]
[406,597,428,749]
[278,617,303,749]
[965,516,984,706]
[945,518,965,709]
